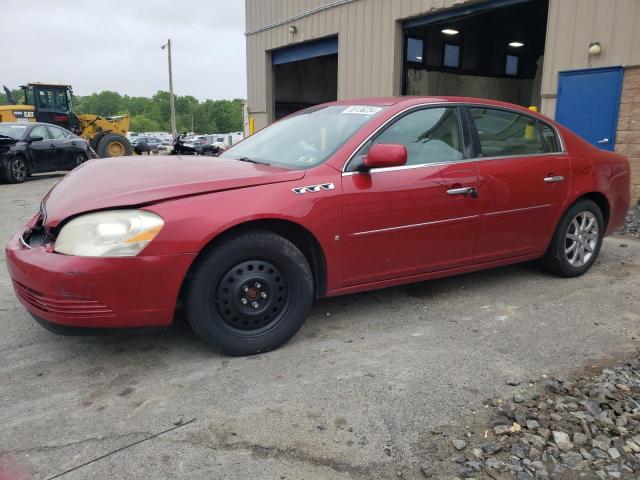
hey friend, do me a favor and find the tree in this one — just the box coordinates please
[130,114,161,132]
[2,85,244,134]
[1,88,24,105]
[74,91,123,117]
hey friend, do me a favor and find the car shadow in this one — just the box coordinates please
[307,260,548,321]
[49,260,549,357]
[25,173,66,182]
[0,173,67,185]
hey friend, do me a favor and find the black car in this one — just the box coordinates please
[0,122,97,183]
[131,136,162,155]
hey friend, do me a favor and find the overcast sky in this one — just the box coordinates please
[0,0,246,100]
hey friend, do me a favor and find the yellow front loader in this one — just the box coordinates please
[0,83,132,157]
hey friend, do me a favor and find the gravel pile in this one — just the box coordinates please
[439,360,640,479]
[619,203,640,238]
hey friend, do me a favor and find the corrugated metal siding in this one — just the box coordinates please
[246,0,640,127]
[541,0,640,117]
[245,0,473,126]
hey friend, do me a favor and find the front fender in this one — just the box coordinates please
[141,166,343,290]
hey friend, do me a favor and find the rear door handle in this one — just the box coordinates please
[543,175,565,183]
[447,186,478,198]
[597,138,609,144]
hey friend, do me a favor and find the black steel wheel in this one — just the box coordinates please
[216,260,288,331]
[184,231,314,356]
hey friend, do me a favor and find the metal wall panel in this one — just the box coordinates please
[245,0,472,128]
[541,0,640,117]
[246,0,640,129]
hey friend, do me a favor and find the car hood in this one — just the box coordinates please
[41,155,306,227]
[0,137,18,154]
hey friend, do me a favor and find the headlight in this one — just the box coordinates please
[54,210,164,257]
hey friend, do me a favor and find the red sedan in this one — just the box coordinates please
[6,97,631,356]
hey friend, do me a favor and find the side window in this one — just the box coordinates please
[443,44,461,68]
[469,108,545,157]
[539,122,561,153]
[49,126,69,139]
[30,125,50,140]
[355,107,463,168]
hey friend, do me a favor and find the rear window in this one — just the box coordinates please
[470,108,545,157]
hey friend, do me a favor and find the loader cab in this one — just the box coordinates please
[20,84,80,134]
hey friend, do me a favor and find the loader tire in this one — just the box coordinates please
[96,133,133,158]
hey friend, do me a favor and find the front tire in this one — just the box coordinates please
[5,156,28,183]
[184,231,314,356]
[542,199,604,277]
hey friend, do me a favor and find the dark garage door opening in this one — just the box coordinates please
[402,0,549,108]
[272,37,338,120]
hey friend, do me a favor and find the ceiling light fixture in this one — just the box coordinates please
[509,41,524,48]
[441,28,459,36]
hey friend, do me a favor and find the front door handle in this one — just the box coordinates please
[447,186,478,198]
[597,138,609,144]
[543,175,565,183]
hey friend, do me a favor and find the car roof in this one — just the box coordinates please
[324,96,545,116]
[1,121,67,128]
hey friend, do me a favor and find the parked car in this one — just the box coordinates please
[131,136,162,155]
[6,97,630,356]
[0,122,96,183]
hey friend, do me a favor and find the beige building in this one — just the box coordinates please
[245,0,640,200]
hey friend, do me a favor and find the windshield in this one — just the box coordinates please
[221,105,386,168]
[0,124,28,139]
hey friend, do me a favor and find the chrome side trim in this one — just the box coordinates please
[484,204,553,218]
[292,183,335,195]
[341,101,566,173]
[351,215,478,238]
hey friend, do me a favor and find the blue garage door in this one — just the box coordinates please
[272,37,338,66]
[555,67,623,151]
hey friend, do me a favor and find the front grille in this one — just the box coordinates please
[13,281,114,318]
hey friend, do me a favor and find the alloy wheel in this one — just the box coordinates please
[215,260,288,331]
[11,158,26,182]
[564,211,598,267]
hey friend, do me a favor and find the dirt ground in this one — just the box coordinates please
[1,174,639,480]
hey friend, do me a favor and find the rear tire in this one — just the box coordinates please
[96,133,133,158]
[184,231,314,356]
[5,156,28,183]
[542,199,604,277]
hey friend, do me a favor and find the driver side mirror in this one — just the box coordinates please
[28,135,44,143]
[363,143,407,169]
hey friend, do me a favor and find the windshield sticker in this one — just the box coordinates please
[342,106,382,115]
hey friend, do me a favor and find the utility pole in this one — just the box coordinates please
[161,39,177,139]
